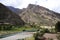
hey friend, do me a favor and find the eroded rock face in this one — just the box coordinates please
[7,4,60,26]
[0,3,25,25]
[19,4,60,26]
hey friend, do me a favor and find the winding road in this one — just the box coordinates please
[0,32,34,40]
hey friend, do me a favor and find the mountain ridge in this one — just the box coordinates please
[1,3,60,26]
[0,3,25,25]
[19,4,60,26]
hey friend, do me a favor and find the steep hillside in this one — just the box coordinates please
[7,6,23,14]
[19,4,60,26]
[0,3,25,25]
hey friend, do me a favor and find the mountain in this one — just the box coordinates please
[7,6,23,14]
[6,4,60,26]
[18,4,60,26]
[0,3,25,25]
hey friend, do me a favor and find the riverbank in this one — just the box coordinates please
[0,32,34,40]
[0,27,36,38]
[24,36,34,40]
[0,26,33,35]
[0,31,22,38]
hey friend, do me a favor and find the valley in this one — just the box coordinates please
[0,3,60,40]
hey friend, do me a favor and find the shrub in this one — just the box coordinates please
[55,21,60,32]
[34,30,45,40]
[42,28,50,33]
[57,34,60,40]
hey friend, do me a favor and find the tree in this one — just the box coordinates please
[34,30,46,40]
[55,21,60,32]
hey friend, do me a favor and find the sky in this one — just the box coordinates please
[0,0,60,13]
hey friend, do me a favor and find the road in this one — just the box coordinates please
[0,32,34,40]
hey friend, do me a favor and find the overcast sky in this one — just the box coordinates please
[0,0,60,13]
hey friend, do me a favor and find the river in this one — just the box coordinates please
[0,32,35,40]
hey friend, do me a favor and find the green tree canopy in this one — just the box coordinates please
[55,21,60,32]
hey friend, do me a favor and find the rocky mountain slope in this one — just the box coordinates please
[0,3,25,25]
[1,3,60,26]
[7,6,23,14]
[19,4,60,26]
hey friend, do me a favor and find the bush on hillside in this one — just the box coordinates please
[55,21,60,32]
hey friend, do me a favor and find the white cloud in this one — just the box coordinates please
[0,0,22,7]
[0,0,60,13]
[16,0,37,8]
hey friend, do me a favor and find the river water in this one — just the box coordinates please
[0,32,34,40]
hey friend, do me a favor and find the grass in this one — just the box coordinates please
[0,31,19,35]
[0,26,34,36]
[14,27,33,31]
[0,25,36,39]
[24,36,35,40]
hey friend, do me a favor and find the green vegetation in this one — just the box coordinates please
[34,28,46,40]
[57,34,60,40]
[0,21,59,40]
[24,36,34,40]
[32,21,60,40]
[0,24,34,36]
[55,21,60,32]
[0,24,33,31]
